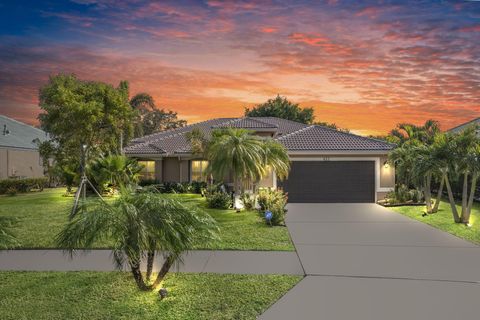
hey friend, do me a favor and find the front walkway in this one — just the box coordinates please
[0,249,303,275]
[260,203,480,320]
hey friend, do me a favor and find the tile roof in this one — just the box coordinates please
[212,117,278,129]
[448,117,480,134]
[277,125,394,151]
[0,115,50,150]
[124,117,394,155]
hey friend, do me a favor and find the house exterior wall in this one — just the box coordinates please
[154,160,163,181]
[162,157,180,182]
[0,147,44,179]
[137,152,396,201]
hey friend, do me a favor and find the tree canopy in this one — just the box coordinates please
[129,93,187,137]
[245,95,315,124]
[38,74,135,171]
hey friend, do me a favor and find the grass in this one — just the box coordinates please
[0,271,301,320]
[390,199,480,245]
[0,188,294,251]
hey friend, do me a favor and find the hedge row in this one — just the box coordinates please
[138,180,207,194]
[0,177,49,194]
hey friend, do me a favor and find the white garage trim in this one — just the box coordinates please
[289,157,393,202]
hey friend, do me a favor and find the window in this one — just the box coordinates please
[191,160,208,182]
[138,161,155,180]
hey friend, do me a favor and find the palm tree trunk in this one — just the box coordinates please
[432,175,445,213]
[150,254,175,290]
[424,174,432,214]
[461,171,469,221]
[146,251,155,282]
[130,261,149,291]
[463,172,478,225]
[444,174,461,223]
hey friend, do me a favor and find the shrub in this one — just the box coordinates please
[137,181,206,194]
[385,184,424,204]
[190,181,207,194]
[240,192,256,210]
[205,191,232,209]
[5,187,17,196]
[0,177,49,194]
[257,188,287,226]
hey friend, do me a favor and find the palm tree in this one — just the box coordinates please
[88,154,143,193]
[0,217,19,249]
[130,93,155,111]
[452,126,480,224]
[185,128,209,157]
[56,189,218,291]
[206,129,290,196]
[430,133,461,222]
[207,129,266,195]
[262,138,290,180]
[389,119,440,146]
[130,93,155,137]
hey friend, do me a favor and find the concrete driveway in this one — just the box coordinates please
[260,203,480,320]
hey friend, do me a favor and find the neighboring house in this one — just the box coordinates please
[0,115,49,179]
[124,117,395,203]
[448,117,480,136]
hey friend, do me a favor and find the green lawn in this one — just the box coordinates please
[0,188,294,251]
[0,271,301,320]
[390,200,480,245]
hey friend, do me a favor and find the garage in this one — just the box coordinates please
[279,161,375,203]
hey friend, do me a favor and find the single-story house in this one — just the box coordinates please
[0,115,50,179]
[448,117,480,136]
[124,117,395,203]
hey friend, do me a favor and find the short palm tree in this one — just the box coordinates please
[88,154,143,192]
[56,189,218,291]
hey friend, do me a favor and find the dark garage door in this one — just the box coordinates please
[279,161,375,203]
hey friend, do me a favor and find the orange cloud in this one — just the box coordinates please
[261,27,278,33]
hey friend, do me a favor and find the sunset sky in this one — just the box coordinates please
[0,0,479,135]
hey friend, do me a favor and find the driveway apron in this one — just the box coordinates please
[260,203,480,320]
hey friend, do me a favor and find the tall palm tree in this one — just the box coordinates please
[56,189,218,291]
[130,93,155,111]
[129,93,155,137]
[451,126,480,224]
[389,119,440,146]
[430,133,461,222]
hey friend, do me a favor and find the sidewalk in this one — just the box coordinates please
[0,249,304,275]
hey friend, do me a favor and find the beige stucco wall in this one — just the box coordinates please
[0,147,44,179]
[154,160,163,181]
[379,155,395,189]
[162,157,180,182]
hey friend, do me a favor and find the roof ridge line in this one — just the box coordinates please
[276,125,315,140]
[448,117,480,132]
[0,115,46,134]
[133,118,234,142]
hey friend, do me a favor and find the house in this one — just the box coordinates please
[124,117,395,203]
[0,115,49,179]
[448,117,480,136]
